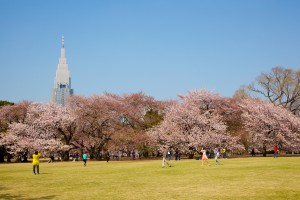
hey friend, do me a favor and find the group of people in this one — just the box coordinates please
[32,147,217,175]
[201,148,221,166]
[31,145,281,174]
[162,148,182,167]
[162,147,221,168]
[250,145,279,158]
[105,150,144,161]
[165,149,182,161]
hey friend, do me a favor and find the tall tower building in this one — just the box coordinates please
[51,36,74,106]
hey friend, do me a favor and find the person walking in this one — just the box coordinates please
[106,151,110,163]
[48,153,54,163]
[167,149,172,161]
[162,147,172,168]
[132,150,136,160]
[74,152,79,161]
[118,150,122,161]
[83,152,88,167]
[273,145,279,158]
[251,148,256,156]
[222,147,228,159]
[175,149,179,160]
[32,151,41,175]
[214,148,220,165]
[201,148,210,166]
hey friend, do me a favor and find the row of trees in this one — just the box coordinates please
[0,93,167,162]
[1,67,300,162]
[148,89,300,157]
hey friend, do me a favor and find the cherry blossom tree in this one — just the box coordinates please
[1,102,76,161]
[220,98,250,154]
[148,88,238,156]
[0,101,31,162]
[240,98,300,156]
[1,104,58,161]
[0,101,30,129]
[69,94,122,159]
[2,122,64,157]
[117,92,166,130]
[69,92,167,159]
[26,102,77,160]
[113,92,167,157]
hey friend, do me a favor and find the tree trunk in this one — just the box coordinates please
[0,147,5,163]
[63,150,69,161]
[263,143,267,157]
[23,157,28,162]
[97,147,102,160]
[156,151,160,157]
[7,153,12,162]
[127,150,131,157]
[188,150,194,159]
[89,146,95,160]
[80,149,84,158]
[143,148,149,158]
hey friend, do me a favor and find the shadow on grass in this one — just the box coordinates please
[0,194,57,200]
[1,184,57,199]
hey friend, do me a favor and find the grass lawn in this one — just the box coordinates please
[1,157,300,200]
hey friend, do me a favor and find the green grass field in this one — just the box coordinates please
[1,157,300,200]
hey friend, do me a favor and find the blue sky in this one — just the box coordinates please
[0,1,300,103]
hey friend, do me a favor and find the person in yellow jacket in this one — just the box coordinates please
[32,151,41,175]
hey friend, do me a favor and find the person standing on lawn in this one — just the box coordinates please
[214,148,220,165]
[251,148,256,156]
[162,147,172,168]
[83,152,88,167]
[32,151,41,175]
[222,147,227,159]
[106,151,110,163]
[273,145,279,158]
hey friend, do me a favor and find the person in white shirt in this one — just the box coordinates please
[162,147,172,168]
[214,148,220,165]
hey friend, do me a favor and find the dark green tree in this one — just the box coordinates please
[0,100,14,107]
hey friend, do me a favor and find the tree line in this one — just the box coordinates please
[1,66,300,162]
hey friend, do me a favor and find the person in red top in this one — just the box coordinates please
[273,145,278,158]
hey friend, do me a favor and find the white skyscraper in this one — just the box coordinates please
[51,36,74,106]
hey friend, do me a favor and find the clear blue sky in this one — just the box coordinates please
[1,1,299,103]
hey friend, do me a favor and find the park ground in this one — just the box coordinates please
[0,157,300,200]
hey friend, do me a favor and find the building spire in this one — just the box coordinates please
[52,35,73,107]
[62,35,64,48]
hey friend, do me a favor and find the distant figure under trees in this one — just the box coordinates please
[162,147,171,168]
[251,148,255,156]
[273,146,279,158]
[106,151,110,163]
